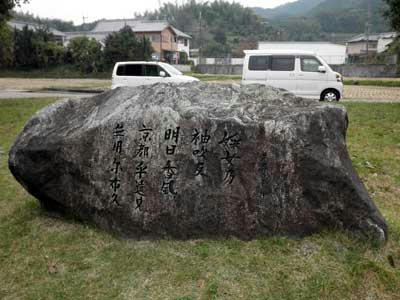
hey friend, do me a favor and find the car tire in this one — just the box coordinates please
[321,90,340,102]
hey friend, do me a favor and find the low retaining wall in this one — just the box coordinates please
[195,63,399,78]
[172,64,192,73]
[195,64,243,75]
[331,64,398,78]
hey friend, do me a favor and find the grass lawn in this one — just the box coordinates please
[0,99,399,299]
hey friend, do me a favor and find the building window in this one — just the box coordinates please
[184,39,188,46]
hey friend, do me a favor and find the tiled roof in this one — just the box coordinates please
[171,26,191,39]
[347,32,397,43]
[92,19,191,38]
[7,20,65,36]
[93,19,166,32]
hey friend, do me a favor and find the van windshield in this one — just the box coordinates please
[316,56,329,67]
[160,63,182,76]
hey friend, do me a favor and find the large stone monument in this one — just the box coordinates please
[9,82,388,242]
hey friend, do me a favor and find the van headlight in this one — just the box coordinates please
[336,74,342,82]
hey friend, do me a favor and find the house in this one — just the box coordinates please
[64,19,191,64]
[258,41,347,65]
[346,32,398,57]
[7,20,66,44]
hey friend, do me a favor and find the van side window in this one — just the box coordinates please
[119,64,143,76]
[158,67,170,77]
[116,65,125,76]
[271,56,295,71]
[249,56,270,71]
[301,57,322,72]
[145,65,160,76]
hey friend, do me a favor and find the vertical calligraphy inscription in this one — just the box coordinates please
[133,124,153,211]
[109,123,125,206]
[218,130,242,185]
[191,128,211,177]
[162,126,180,196]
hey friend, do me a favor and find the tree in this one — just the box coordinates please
[13,24,62,69]
[0,0,29,23]
[0,22,13,67]
[384,0,400,32]
[103,26,153,66]
[179,51,188,64]
[13,25,36,68]
[67,36,103,73]
[140,0,273,57]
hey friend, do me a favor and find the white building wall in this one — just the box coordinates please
[189,57,199,66]
[64,32,107,47]
[258,42,347,65]
[177,38,190,57]
[206,58,216,64]
[377,38,394,53]
[231,58,244,65]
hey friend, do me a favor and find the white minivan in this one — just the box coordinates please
[111,61,199,89]
[242,50,344,101]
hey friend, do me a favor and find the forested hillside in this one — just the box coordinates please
[253,0,324,19]
[253,0,390,40]
[12,11,98,32]
[310,0,390,33]
[8,0,393,57]
[139,0,275,57]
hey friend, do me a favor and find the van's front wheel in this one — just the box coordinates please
[320,89,340,102]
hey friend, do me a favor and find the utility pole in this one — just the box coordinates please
[199,9,202,65]
[158,0,162,20]
[365,0,371,58]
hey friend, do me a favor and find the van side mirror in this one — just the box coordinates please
[159,71,166,77]
[318,66,326,73]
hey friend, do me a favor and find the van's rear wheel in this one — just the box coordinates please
[321,90,340,102]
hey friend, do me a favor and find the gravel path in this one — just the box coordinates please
[0,89,97,99]
[344,85,400,101]
[0,78,110,91]
[1,78,399,103]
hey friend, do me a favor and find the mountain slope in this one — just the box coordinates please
[252,0,324,19]
[253,0,390,35]
[310,0,389,33]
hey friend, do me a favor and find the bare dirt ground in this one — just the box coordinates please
[0,78,110,91]
[0,78,400,102]
[209,80,400,102]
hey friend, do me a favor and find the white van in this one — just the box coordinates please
[111,61,199,89]
[242,50,344,101]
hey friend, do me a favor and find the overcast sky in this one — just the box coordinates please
[17,0,296,25]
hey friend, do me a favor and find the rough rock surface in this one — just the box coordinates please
[9,82,388,242]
